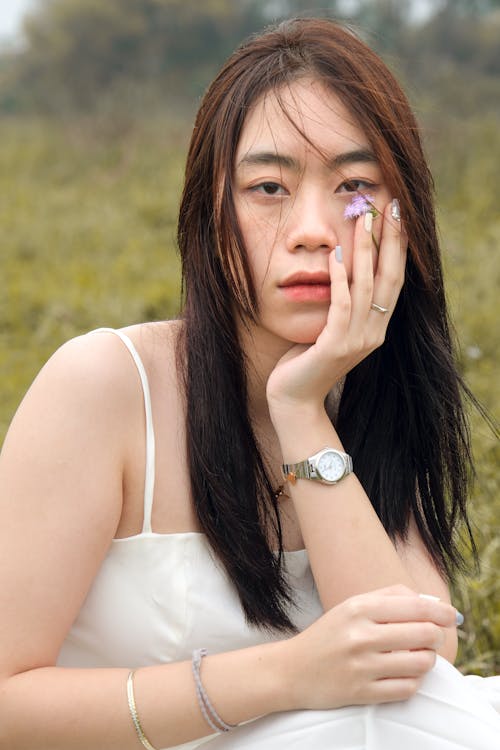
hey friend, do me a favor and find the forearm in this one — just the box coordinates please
[275,406,459,663]
[0,641,289,750]
[275,406,417,608]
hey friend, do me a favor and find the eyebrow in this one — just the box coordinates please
[237,148,378,172]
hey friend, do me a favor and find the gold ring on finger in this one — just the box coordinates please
[370,302,389,314]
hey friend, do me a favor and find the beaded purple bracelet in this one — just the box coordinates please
[192,648,236,733]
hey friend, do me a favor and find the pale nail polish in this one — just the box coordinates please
[364,211,373,232]
[391,198,401,221]
[419,594,463,626]
[335,244,343,262]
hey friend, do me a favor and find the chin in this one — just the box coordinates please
[254,312,327,348]
[280,310,329,345]
[286,324,324,345]
[291,333,320,345]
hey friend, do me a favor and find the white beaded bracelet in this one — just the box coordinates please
[192,648,236,733]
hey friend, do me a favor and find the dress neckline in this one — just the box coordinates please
[112,529,307,554]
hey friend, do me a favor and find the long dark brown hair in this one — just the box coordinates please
[176,18,475,631]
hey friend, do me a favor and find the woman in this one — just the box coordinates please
[0,17,498,750]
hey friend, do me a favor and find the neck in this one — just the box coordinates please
[239,322,292,425]
[239,319,345,437]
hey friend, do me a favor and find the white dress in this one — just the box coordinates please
[57,329,500,749]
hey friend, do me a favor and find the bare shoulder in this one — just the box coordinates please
[10,329,138,417]
[29,326,160,399]
[0,327,146,522]
[0,327,166,673]
[112,320,184,416]
[6,323,181,427]
[0,327,158,543]
[118,319,182,376]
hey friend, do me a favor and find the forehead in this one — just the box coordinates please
[235,79,370,164]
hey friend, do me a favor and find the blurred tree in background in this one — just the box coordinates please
[1,0,267,111]
[1,0,499,114]
[0,0,498,674]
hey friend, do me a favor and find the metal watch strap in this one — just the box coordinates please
[282,449,353,484]
[282,458,317,481]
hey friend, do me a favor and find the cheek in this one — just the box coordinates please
[242,235,273,292]
[237,200,280,251]
[237,217,281,280]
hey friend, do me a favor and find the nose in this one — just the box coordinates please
[285,191,337,254]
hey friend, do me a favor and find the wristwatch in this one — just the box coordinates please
[282,447,353,486]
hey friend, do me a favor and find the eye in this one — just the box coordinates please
[336,179,375,194]
[251,182,287,196]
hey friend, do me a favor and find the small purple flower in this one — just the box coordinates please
[343,193,377,220]
[344,193,380,252]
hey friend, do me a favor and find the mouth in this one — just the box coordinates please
[279,272,331,302]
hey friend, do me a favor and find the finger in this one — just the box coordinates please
[370,198,407,316]
[326,245,351,328]
[372,621,445,652]
[371,647,437,680]
[368,676,422,704]
[349,211,376,329]
[369,595,457,629]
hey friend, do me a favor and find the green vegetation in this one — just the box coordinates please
[1,0,498,675]
[1,117,186,429]
[429,119,500,676]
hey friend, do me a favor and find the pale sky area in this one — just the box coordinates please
[0,0,36,40]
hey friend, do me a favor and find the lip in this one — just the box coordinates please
[280,271,331,287]
[279,271,331,303]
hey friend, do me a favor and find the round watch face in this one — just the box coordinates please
[316,450,345,482]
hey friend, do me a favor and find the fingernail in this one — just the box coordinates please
[456,610,464,627]
[419,593,440,602]
[364,211,373,232]
[391,198,401,221]
[335,244,343,262]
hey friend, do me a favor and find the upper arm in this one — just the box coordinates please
[0,333,138,677]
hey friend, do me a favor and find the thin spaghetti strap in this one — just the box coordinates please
[90,328,156,534]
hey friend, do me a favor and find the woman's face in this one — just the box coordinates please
[233,78,391,351]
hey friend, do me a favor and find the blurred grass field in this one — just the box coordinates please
[1,114,498,674]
